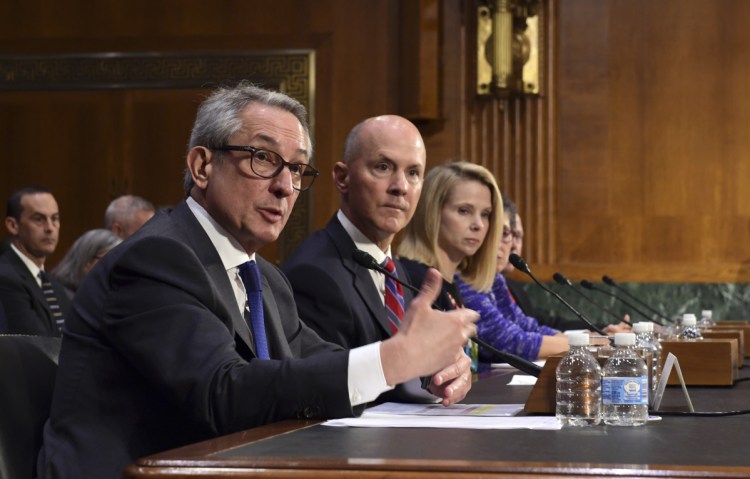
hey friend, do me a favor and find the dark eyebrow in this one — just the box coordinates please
[253,134,309,162]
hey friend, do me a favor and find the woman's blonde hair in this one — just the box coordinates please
[398,161,502,292]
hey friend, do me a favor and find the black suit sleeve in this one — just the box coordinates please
[95,236,354,433]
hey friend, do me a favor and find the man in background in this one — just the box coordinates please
[0,185,71,336]
[104,194,155,239]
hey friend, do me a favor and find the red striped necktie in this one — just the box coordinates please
[382,257,404,334]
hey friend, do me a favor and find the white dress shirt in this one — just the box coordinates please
[186,197,391,406]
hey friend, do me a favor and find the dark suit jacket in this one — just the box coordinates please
[283,215,416,349]
[38,201,356,479]
[0,249,71,336]
[283,216,436,403]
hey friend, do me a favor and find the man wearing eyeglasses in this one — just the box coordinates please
[38,83,477,479]
[283,116,464,402]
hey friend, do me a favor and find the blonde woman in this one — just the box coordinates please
[399,162,569,362]
[398,161,501,312]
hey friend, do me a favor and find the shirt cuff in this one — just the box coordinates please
[348,341,393,406]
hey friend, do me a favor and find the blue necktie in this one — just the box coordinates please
[39,271,65,333]
[238,261,270,359]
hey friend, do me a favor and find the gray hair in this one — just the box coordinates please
[51,229,122,292]
[183,81,313,196]
[104,195,155,229]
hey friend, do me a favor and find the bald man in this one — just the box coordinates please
[284,115,459,401]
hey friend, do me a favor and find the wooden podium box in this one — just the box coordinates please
[702,329,744,366]
[523,356,561,414]
[713,322,750,357]
[660,339,738,386]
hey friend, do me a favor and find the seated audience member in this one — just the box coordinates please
[104,194,156,239]
[51,228,122,297]
[37,82,476,479]
[398,161,502,315]
[457,196,570,361]
[0,185,71,336]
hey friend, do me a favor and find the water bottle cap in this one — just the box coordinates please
[632,322,649,333]
[614,332,636,346]
[682,314,697,326]
[567,333,590,346]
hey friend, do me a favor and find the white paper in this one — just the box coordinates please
[491,360,545,370]
[366,402,523,417]
[508,375,537,385]
[324,414,560,430]
[323,402,561,430]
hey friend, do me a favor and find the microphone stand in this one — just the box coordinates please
[509,254,612,340]
[602,275,674,324]
[580,279,668,325]
[553,272,631,326]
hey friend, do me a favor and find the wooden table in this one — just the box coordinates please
[125,367,750,478]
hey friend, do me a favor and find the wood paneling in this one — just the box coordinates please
[551,0,750,282]
[2,0,749,283]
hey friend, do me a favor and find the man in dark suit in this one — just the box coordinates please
[284,115,424,349]
[284,115,439,401]
[0,185,71,336]
[37,83,476,479]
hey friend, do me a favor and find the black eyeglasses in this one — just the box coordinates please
[214,145,319,191]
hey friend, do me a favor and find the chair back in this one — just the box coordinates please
[0,335,61,479]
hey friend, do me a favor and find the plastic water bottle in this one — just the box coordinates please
[698,309,715,330]
[556,333,601,426]
[601,332,649,426]
[678,313,703,340]
[633,322,662,392]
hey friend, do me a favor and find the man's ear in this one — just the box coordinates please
[332,161,349,194]
[186,146,213,190]
[4,216,18,236]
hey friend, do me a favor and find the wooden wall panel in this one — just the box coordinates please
[2,0,749,283]
[552,0,750,282]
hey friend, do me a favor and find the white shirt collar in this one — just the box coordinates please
[336,210,392,265]
[10,242,43,285]
[186,197,255,269]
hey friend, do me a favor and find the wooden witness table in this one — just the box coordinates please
[125,367,750,479]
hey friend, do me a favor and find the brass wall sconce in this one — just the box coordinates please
[476,0,541,99]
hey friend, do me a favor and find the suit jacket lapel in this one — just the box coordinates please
[8,252,55,331]
[258,272,293,359]
[170,202,256,355]
[326,217,393,336]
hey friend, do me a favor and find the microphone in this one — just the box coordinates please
[602,275,674,324]
[352,250,419,294]
[579,279,666,325]
[553,272,630,326]
[509,254,611,338]
[352,250,542,377]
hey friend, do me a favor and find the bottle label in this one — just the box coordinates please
[601,376,649,405]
